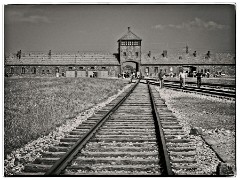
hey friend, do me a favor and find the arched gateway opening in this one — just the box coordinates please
[122,61,139,78]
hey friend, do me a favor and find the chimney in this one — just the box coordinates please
[148,51,151,57]
[193,51,197,57]
[162,50,167,57]
[207,51,210,58]
[186,45,189,54]
[128,27,130,31]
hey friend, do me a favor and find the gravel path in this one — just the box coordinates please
[156,87,236,175]
[4,84,132,176]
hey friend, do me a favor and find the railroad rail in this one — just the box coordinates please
[146,79,235,100]
[19,80,198,176]
[146,78,235,89]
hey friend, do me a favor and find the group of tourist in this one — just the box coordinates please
[120,71,140,79]
[158,70,202,89]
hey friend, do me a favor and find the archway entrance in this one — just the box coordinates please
[122,61,139,78]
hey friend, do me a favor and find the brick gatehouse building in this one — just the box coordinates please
[4,27,235,78]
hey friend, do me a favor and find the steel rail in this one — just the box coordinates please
[145,78,235,88]
[45,80,139,176]
[147,82,174,176]
[163,84,235,98]
[147,80,235,98]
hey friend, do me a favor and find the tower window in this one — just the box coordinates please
[68,67,73,70]
[56,67,59,73]
[134,41,139,46]
[123,52,126,56]
[47,70,50,74]
[10,67,14,74]
[79,66,84,70]
[21,67,25,74]
[32,67,36,74]
[90,66,95,70]
[154,67,158,74]
[135,52,139,57]
[121,41,126,46]
[102,66,106,70]
[42,70,45,74]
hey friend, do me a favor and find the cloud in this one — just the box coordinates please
[153,18,229,31]
[5,8,51,24]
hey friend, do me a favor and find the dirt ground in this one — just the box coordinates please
[157,87,236,173]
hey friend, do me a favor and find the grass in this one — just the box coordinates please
[4,77,127,156]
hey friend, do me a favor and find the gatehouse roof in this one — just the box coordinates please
[118,27,142,41]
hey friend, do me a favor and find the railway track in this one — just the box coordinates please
[163,79,235,90]
[146,79,235,100]
[19,80,198,176]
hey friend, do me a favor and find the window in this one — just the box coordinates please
[90,66,95,70]
[42,70,45,74]
[123,52,126,56]
[32,67,36,74]
[10,67,14,74]
[21,67,25,74]
[56,67,59,73]
[102,66,106,70]
[68,67,73,70]
[47,70,50,74]
[135,52,139,57]
[79,67,84,70]
[121,40,141,46]
[204,69,207,73]
[134,41,139,46]
[154,67,158,74]
[201,69,203,73]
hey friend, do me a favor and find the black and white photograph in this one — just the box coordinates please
[2,2,236,177]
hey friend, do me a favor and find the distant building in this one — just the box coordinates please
[4,27,235,78]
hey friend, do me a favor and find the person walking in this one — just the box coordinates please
[158,69,164,88]
[179,70,186,88]
[132,71,135,79]
[196,71,202,88]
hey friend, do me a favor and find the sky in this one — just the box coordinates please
[4,4,236,54]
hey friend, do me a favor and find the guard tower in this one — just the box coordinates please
[118,27,142,75]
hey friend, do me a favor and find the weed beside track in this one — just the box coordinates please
[4,77,127,156]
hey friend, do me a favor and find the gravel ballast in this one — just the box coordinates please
[156,87,235,175]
